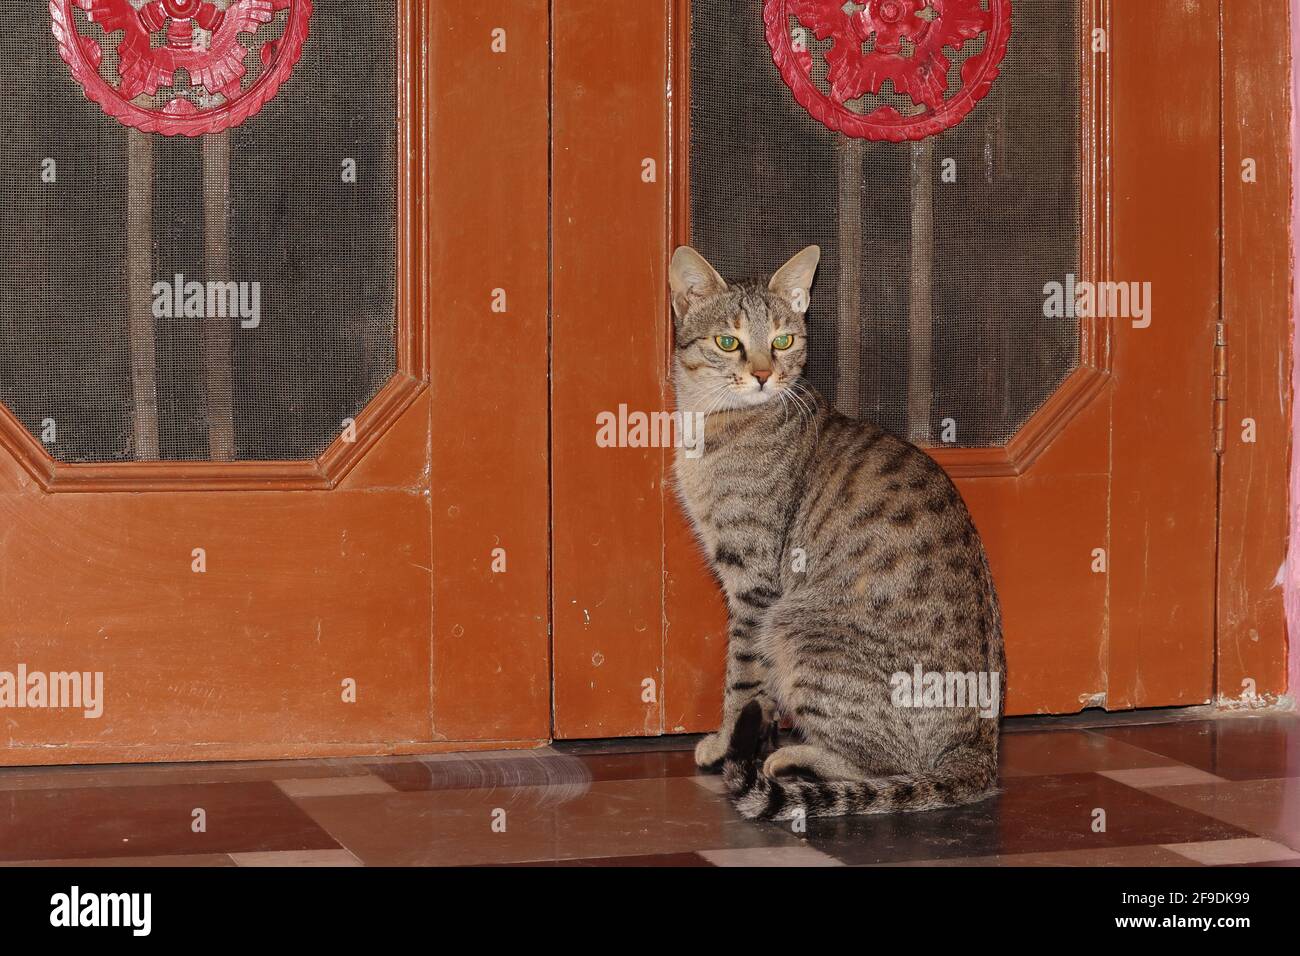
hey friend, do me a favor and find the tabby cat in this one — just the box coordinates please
[669,244,1005,820]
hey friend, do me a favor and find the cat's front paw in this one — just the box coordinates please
[696,704,779,772]
[694,731,728,772]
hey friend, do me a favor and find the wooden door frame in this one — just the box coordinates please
[1215,0,1293,708]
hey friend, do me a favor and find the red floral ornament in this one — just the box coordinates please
[764,0,1012,142]
[861,0,925,54]
[50,0,312,137]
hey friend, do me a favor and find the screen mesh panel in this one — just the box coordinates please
[0,2,398,463]
[690,0,1080,447]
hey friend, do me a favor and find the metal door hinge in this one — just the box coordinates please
[1213,321,1227,455]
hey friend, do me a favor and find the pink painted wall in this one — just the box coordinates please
[1289,1,1300,700]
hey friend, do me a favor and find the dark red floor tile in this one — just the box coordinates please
[1,715,1293,867]
[787,772,1254,866]
[1147,777,1300,851]
[569,751,702,782]
[0,782,339,862]
[296,777,802,866]
[1091,716,1300,781]
[0,758,376,793]
[1000,730,1183,776]
[366,749,703,793]
[366,752,592,792]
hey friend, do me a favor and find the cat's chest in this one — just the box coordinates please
[674,448,759,519]
[673,448,716,526]
[674,447,787,541]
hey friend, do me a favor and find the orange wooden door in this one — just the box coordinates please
[550,0,1260,737]
[0,2,552,765]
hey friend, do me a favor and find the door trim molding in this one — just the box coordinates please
[1214,0,1292,706]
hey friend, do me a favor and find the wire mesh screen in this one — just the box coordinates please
[0,2,398,463]
[690,0,1080,447]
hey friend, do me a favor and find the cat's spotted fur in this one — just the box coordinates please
[670,245,1004,820]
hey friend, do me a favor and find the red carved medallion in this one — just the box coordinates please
[764,0,1012,142]
[50,0,312,137]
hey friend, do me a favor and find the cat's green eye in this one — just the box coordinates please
[771,333,795,351]
[715,335,741,353]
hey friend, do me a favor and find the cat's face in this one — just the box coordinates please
[669,246,820,412]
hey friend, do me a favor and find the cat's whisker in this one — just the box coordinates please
[699,383,735,421]
[781,381,809,422]
[684,382,732,421]
[788,378,821,441]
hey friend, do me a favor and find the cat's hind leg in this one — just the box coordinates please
[763,744,866,782]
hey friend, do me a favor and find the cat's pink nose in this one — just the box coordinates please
[752,369,772,385]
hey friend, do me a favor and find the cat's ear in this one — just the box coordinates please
[768,245,821,314]
[669,246,727,322]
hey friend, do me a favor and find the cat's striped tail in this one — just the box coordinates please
[721,701,998,820]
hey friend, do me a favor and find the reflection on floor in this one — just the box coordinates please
[1,712,1297,866]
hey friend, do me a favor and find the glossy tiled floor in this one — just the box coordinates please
[1,712,1297,867]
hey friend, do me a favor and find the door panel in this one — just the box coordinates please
[551,1,672,738]
[552,0,1222,734]
[0,1,552,764]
